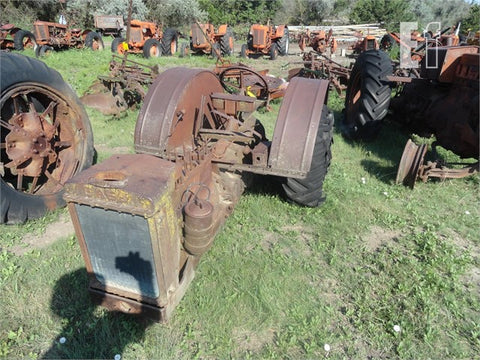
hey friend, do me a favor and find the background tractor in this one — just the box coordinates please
[33,20,104,56]
[298,28,337,55]
[342,45,479,186]
[111,20,178,58]
[181,23,234,58]
[0,23,37,51]
[64,67,334,321]
[241,23,289,60]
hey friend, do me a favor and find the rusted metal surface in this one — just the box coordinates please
[81,55,159,115]
[189,23,232,57]
[242,23,288,58]
[135,68,223,156]
[396,140,479,188]
[288,52,351,95]
[298,28,337,54]
[94,15,124,37]
[268,77,329,176]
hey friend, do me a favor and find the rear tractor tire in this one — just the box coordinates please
[14,29,37,51]
[342,49,392,140]
[143,38,161,58]
[161,28,178,56]
[240,43,248,58]
[111,37,126,54]
[282,106,334,207]
[220,28,234,56]
[0,52,94,224]
[85,31,104,51]
[270,42,278,60]
[277,27,289,56]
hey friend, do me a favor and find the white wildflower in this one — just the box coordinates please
[59,337,66,344]
[393,325,401,333]
[324,343,331,352]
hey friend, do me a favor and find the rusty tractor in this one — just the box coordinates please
[342,45,479,186]
[288,51,351,95]
[0,23,37,51]
[180,23,234,58]
[350,34,378,54]
[298,28,337,55]
[64,67,334,321]
[111,20,178,58]
[241,23,289,60]
[0,52,94,224]
[33,20,104,56]
[94,15,125,38]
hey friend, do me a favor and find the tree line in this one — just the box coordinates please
[1,0,478,34]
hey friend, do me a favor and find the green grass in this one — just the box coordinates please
[0,47,479,359]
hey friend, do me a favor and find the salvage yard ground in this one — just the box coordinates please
[0,42,479,359]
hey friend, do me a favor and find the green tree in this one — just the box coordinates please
[145,0,206,26]
[461,4,479,33]
[349,0,414,31]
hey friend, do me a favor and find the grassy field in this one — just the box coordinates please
[0,45,479,359]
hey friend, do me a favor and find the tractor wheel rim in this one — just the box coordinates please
[1,84,84,195]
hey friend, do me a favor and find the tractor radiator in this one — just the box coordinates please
[64,154,193,322]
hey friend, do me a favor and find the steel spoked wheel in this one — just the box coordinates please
[219,66,269,100]
[1,53,93,223]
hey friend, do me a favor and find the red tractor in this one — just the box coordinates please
[111,20,178,58]
[33,20,104,56]
[181,23,234,58]
[241,23,289,60]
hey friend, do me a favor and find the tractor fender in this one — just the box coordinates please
[81,29,92,39]
[275,25,287,38]
[268,77,329,176]
[217,24,228,36]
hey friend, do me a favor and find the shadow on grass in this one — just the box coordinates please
[42,267,154,359]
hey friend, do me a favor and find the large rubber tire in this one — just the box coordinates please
[14,29,37,51]
[240,43,248,58]
[179,42,188,58]
[277,27,289,56]
[282,106,334,207]
[220,28,234,56]
[270,42,278,60]
[0,52,94,224]
[85,31,104,50]
[342,50,392,140]
[161,28,178,56]
[111,37,126,54]
[36,44,53,58]
[143,38,161,58]
[211,42,221,59]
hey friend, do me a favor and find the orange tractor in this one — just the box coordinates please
[0,23,37,51]
[241,23,289,60]
[180,23,234,58]
[111,20,178,58]
[298,28,337,54]
[33,20,104,56]
[350,33,379,54]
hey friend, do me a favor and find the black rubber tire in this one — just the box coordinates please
[143,38,161,58]
[14,29,37,51]
[282,107,334,207]
[269,42,278,60]
[342,50,392,140]
[220,28,234,56]
[111,37,126,54]
[85,31,104,50]
[277,27,289,56]
[36,44,53,58]
[161,28,178,55]
[240,43,248,58]
[0,52,94,224]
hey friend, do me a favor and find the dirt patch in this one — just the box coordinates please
[232,327,275,353]
[10,214,75,256]
[363,226,402,251]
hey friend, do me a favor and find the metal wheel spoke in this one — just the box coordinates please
[41,101,57,124]
[13,96,22,115]
[45,170,62,186]
[0,119,14,130]
[0,142,6,149]
[29,176,39,194]
[54,140,72,148]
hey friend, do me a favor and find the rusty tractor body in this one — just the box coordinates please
[183,23,234,58]
[350,34,378,54]
[343,46,479,186]
[298,28,337,55]
[111,20,178,58]
[288,52,351,95]
[64,67,334,321]
[0,23,37,51]
[241,23,289,60]
[33,20,104,56]
[1,52,94,224]
[94,15,125,38]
